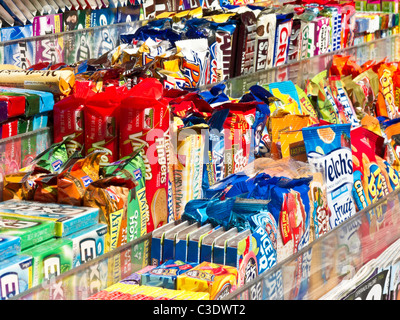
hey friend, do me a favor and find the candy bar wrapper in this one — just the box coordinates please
[311,16,331,56]
[328,8,342,52]
[0,87,54,114]
[176,261,238,300]
[1,25,35,70]
[232,10,257,77]
[64,11,93,65]
[300,20,315,60]
[273,13,293,67]
[0,70,75,96]
[211,22,236,82]
[176,38,209,88]
[173,123,207,221]
[83,176,136,253]
[33,14,64,65]
[254,12,276,72]
[57,150,104,206]
[119,78,172,233]
[287,18,302,63]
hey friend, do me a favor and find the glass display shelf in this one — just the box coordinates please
[224,186,400,300]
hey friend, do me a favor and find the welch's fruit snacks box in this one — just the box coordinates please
[302,124,356,229]
[0,254,32,300]
[0,200,99,237]
[0,214,56,250]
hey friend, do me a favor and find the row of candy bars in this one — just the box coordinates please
[90,260,238,300]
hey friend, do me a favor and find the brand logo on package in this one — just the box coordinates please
[81,175,94,188]
[79,238,97,264]
[43,255,61,280]
[1,220,40,229]
[0,272,20,300]
[51,159,63,172]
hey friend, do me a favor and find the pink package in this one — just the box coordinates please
[312,16,331,56]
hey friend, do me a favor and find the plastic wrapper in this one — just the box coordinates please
[57,150,104,206]
[374,62,399,119]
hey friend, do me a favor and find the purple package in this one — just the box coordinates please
[119,265,156,285]
[312,16,331,56]
[33,14,64,65]
[0,101,7,123]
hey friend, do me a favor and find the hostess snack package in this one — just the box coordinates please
[303,124,356,229]
[120,78,172,233]
[0,214,56,250]
[176,261,238,300]
[0,254,32,300]
[57,150,104,206]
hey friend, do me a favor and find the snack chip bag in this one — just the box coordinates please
[352,68,379,117]
[351,127,389,211]
[83,175,136,252]
[303,124,356,229]
[57,150,104,206]
[375,62,399,119]
[30,139,70,174]
[33,173,58,203]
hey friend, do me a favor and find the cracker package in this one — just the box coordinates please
[119,78,172,233]
[303,124,356,229]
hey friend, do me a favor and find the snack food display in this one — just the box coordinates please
[3,0,400,302]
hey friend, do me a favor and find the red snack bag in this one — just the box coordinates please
[53,81,96,157]
[119,78,171,233]
[84,85,129,166]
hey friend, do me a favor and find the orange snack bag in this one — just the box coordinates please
[375,62,399,119]
[57,150,105,206]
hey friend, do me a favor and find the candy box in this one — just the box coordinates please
[200,226,226,263]
[120,265,156,285]
[0,87,54,114]
[141,260,198,290]
[174,221,201,262]
[311,16,331,56]
[187,223,215,264]
[176,261,238,300]
[66,223,108,268]
[161,220,190,262]
[150,220,185,266]
[22,238,73,285]
[0,254,32,300]
[212,227,239,265]
[0,215,56,250]
[0,200,99,237]
[0,234,20,261]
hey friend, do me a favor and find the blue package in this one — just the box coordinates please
[91,8,118,57]
[141,260,198,290]
[0,235,21,261]
[1,25,35,70]
[0,254,32,300]
[32,112,48,131]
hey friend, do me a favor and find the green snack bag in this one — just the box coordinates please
[102,149,150,266]
[31,139,70,173]
[310,71,340,124]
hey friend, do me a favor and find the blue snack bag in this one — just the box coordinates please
[302,124,356,229]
